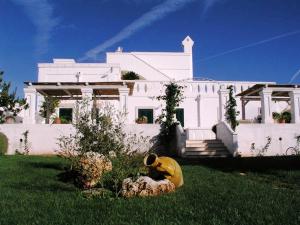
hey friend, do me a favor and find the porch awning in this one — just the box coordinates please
[24,81,135,99]
[236,84,300,101]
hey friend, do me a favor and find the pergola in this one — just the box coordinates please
[236,84,300,124]
[23,81,135,124]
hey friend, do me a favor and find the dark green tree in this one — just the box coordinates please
[225,85,240,131]
[121,71,139,80]
[0,71,28,123]
[39,96,60,124]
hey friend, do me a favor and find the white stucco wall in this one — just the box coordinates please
[236,124,300,156]
[0,124,160,155]
[107,52,192,81]
[38,60,121,82]
[127,80,272,129]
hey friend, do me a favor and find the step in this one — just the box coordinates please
[186,139,223,144]
[186,142,226,148]
[186,146,228,152]
[183,154,231,158]
[185,149,230,156]
[183,139,231,158]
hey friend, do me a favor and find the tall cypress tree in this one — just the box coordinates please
[225,85,240,131]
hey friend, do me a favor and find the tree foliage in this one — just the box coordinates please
[0,71,28,123]
[121,71,139,80]
[39,96,60,124]
[225,85,240,131]
[58,99,149,195]
[157,82,184,148]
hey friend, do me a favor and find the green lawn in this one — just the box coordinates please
[0,156,299,225]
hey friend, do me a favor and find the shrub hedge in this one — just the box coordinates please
[0,132,8,155]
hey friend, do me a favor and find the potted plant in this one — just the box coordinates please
[272,112,281,123]
[136,116,148,124]
[53,117,61,124]
[272,111,291,123]
[256,115,262,123]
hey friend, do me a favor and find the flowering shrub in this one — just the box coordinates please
[58,99,150,192]
[75,152,112,189]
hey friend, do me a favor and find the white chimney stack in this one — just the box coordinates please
[116,46,123,52]
[182,36,194,54]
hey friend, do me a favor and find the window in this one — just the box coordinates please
[137,108,153,124]
[176,108,184,127]
[59,108,73,124]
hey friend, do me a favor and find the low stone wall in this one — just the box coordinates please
[0,124,160,155]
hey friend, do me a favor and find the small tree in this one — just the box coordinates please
[0,71,28,123]
[225,85,240,131]
[39,96,60,124]
[157,82,184,150]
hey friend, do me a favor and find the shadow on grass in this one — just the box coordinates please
[7,182,77,193]
[27,161,66,171]
[177,156,300,172]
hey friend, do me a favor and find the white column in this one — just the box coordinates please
[118,87,129,114]
[23,88,37,124]
[197,95,202,127]
[259,88,273,124]
[81,88,93,112]
[218,85,229,122]
[289,90,300,124]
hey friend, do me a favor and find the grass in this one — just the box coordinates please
[0,156,299,225]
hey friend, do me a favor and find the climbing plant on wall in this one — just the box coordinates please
[0,71,28,123]
[157,82,184,149]
[225,85,240,131]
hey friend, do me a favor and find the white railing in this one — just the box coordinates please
[186,128,216,140]
[175,124,186,156]
[216,122,238,156]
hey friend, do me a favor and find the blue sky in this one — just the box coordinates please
[1,0,300,97]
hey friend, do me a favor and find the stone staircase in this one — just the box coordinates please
[183,139,231,158]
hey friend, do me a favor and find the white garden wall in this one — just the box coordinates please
[0,124,160,155]
[217,122,300,157]
[236,124,300,156]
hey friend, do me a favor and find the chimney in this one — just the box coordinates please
[182,36,194,54]
[116,46,123,52]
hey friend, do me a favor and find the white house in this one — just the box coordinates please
[2,36,300,157]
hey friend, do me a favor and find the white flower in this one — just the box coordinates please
[109,151,116,158]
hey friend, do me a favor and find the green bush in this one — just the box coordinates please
[0,132,8,155]
[58,99,150,194]
[101,154,147,197]
[121,71,139,80]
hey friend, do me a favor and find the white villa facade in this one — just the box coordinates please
[23,36,281,128]
[2,36,300,157]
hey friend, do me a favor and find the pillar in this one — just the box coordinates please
[118,87,129,114]
[81,88,93,112]
[241,99,248,120]
[218,85,229,122]
[289,90,300,124]
[23,88,37,124]
[197,95,202,127]
[259,88,273,124]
